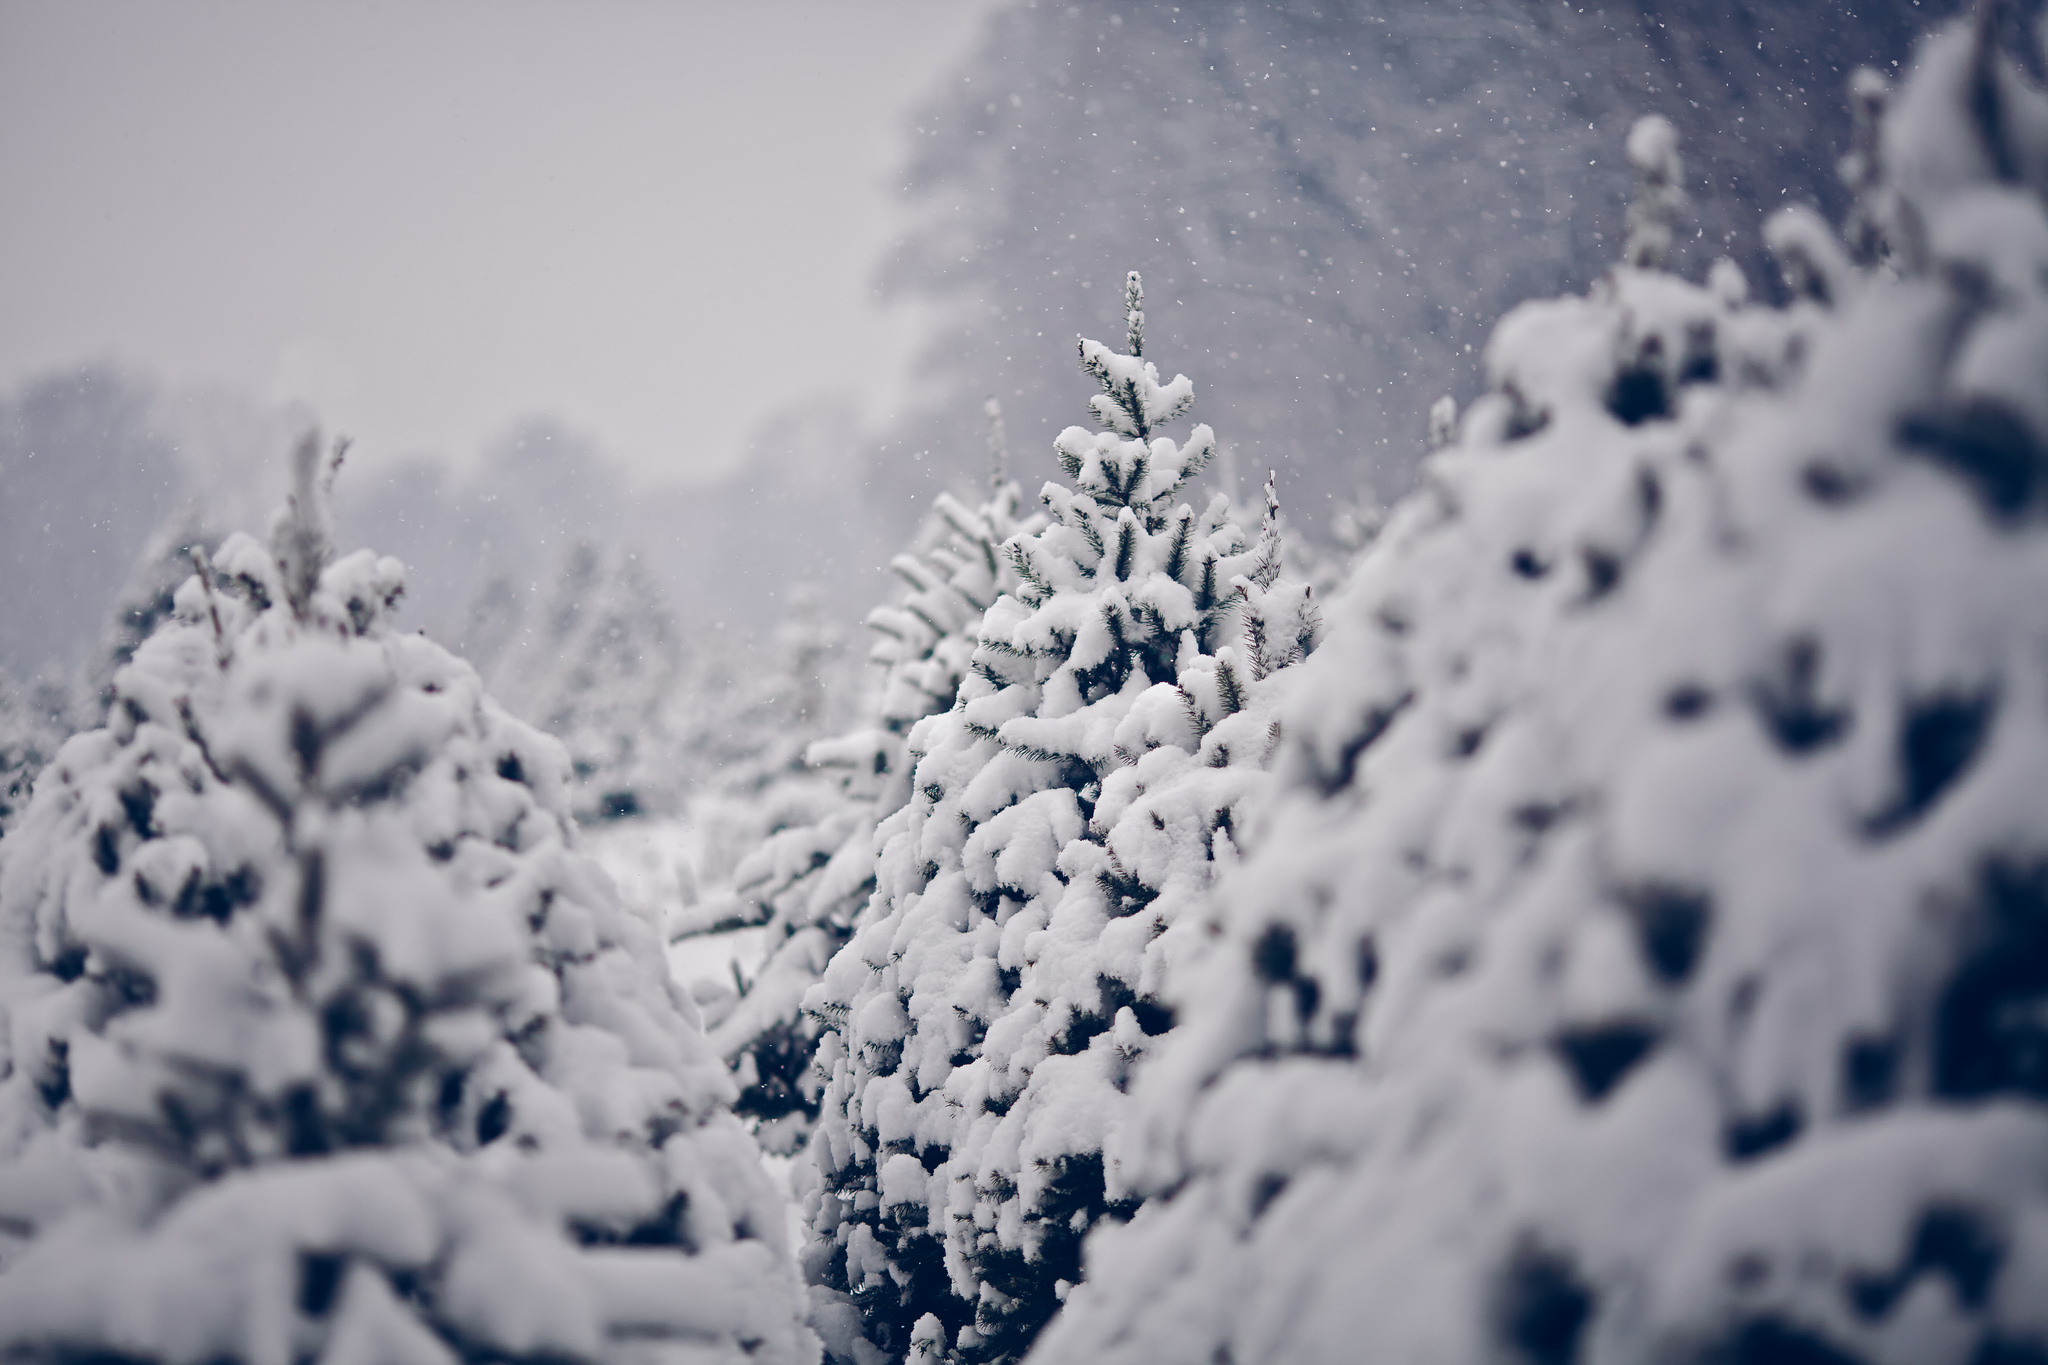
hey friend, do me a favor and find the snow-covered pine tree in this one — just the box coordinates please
[0,671,74,841]
[0,433,815,1364]
[731,583,856,797]
[661,584,864,950]
[466,539,690,824]
[1038,19,2048,1365]
[89,508,224,712]
[455,573,525,690]
[1,512,223,845]
[800,275,1319,1365]
[698,408,1046,1156]
[669,582,858,855]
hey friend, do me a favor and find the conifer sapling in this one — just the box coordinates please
[0,432,815,1365]
[801,273,1317,1365]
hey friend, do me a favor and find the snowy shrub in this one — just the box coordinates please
[801,276,1319,1364]
[696,583,862,805]
[700,424,1046,1155]
[652,585,870,923]
[1,514,220,844]
[465,539,690,825]
[0,436,815,1365]
[1036,20,2048,1365]
[92,513,224,707]
[0,672,74,842]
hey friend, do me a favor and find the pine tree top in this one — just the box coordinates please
[1054,272,1215,525]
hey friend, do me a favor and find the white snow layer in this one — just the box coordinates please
[0,474,816,1364]
[1035,23,2048,1365]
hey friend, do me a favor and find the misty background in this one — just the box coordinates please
[0,0,1965,699]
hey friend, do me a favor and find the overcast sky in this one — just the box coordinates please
[0,0,994,489]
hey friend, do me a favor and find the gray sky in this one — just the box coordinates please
[0,0,993,489]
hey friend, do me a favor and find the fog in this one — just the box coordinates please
[0,0,1960,689]
[0,0,990,486]
[0,0,990,678]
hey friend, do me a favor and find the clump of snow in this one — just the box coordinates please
[0,432,816,1364]
[801,275,1319,1363]
[1037,20,2048,1365]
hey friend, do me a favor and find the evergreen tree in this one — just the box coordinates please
[801,276,1318,1364]
[667,586,853,818]
[700,406,1046,1156]
[0,670,74,841]
[660,583,865,935]
[724,583,858,800]
[89,507,224,711]
[1039,20,2048,1365]
[1,510,222,844]
[465,539,691,825]
[0,433,815,1364]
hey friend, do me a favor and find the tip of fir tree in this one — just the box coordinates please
[274,427,346,624]
[1428,395,1459,451]
[985,396,1009,490]
[1623,115,1685,269]
[1125,269,1145,357]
